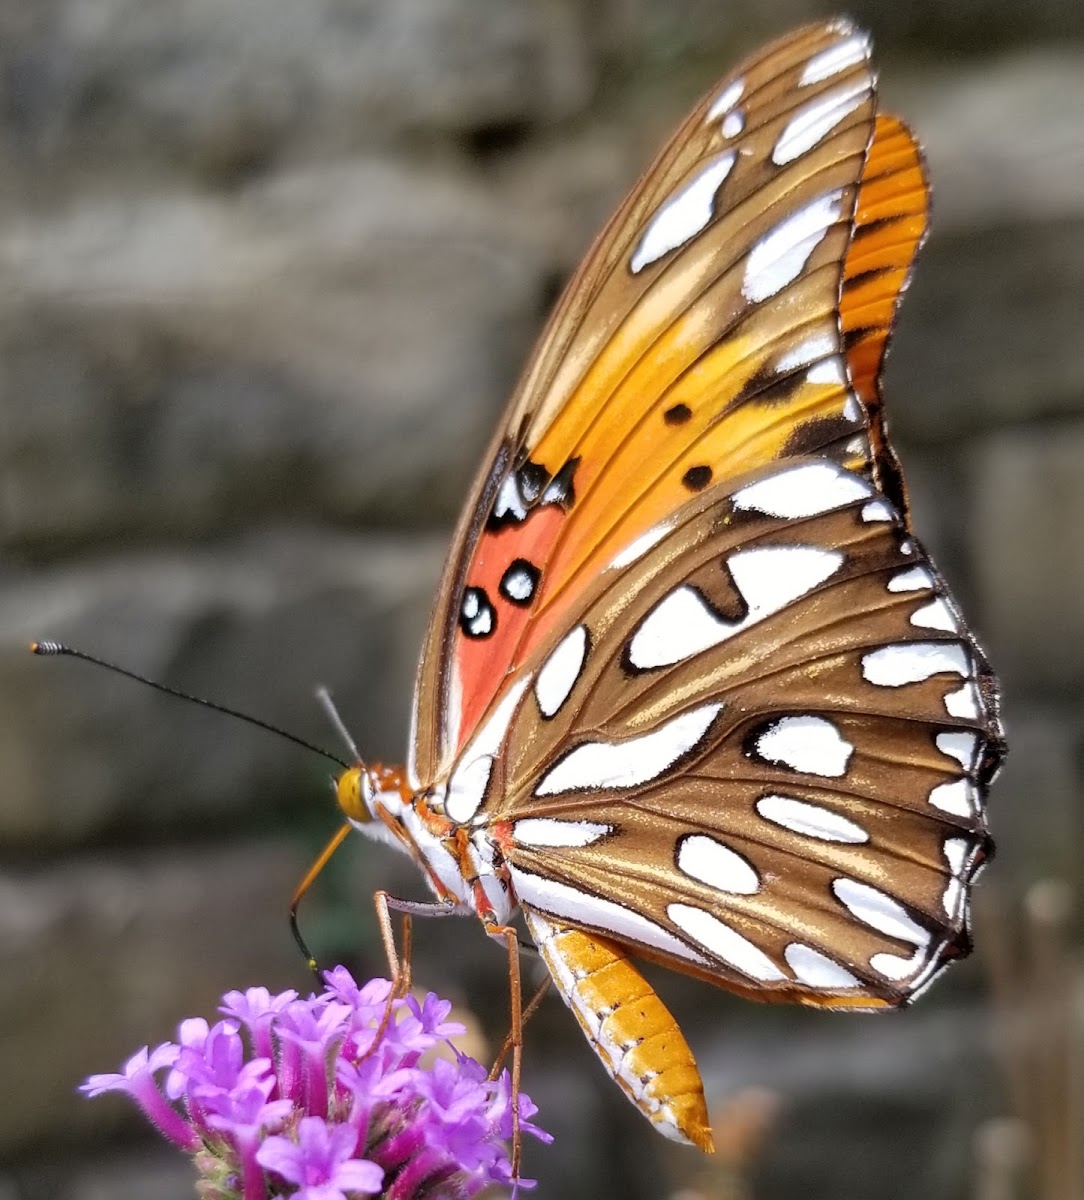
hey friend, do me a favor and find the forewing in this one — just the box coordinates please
[496,460,1002,1007]
[411,20,883,785]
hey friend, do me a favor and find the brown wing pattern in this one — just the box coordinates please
[496,459,1001,1006]
[411,20,884,784]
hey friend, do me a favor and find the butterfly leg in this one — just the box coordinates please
[491,974,552,1077]
[482,920,528,1180]
[361,890,460,1060]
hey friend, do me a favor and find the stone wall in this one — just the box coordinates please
[1,2,1081,1197]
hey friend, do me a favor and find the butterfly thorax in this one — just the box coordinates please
[337,761,514,924]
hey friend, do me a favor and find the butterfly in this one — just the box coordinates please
[327,18,1005,1156]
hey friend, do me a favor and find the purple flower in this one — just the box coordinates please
[220,987,298,1064]
[258,1116,382,1199]
[168,1019,246,1098]
[80,968,549,1198]
[274,1000,352,1116]
[80,1043,196,1151]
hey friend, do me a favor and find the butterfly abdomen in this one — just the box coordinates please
[525,909,714,1152]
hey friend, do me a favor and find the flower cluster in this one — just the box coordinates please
[81,968,549,1199]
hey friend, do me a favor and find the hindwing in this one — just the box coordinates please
[494,459,998,1006]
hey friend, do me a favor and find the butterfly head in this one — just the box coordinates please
[334,761,414,832]
[335,765,371,827]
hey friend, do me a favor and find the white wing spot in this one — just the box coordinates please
[943,837,971,919]
[732,462,872,520]
[608,521,672,569]
[535,625,589,719]
[776,331,836,372]
[785,942,860,988]
[668,904,786,982]
[806,358,847,387]
[928,778,975,817]
[936,730,978,770]
[861,499,893,523]
[535,702,721,796]
[677,834,760,894]
[911,598,959,632]
[511,867,710,965]
[772,79,868,166]
[706,77,745,122]
[942,877,965,923]
[629,545,843,670]
[468,608,492,637]
[833,877,930,947]
[944,836,970,876]
[888,566,934,593]
[755,716,854,778]
[502,565,536,602]
[870,950,924,981]
[743,191,844,303]
[945,680,981,719]
[800,34,870,85]
[721,109,744,138]
[494,474,527,521]
[630,152,736,274]
[755,794,868,843]
[512,818,612,849]
[861,642,970,687]
[445,678,530,823]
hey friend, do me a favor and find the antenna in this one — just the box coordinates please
[315,686,363,765]
[30,641,350,771]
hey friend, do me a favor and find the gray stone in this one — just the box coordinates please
[0,842,304,1158]
[0,530,445,846]
[981,707,1082,893]
[886,53,1084,235]
[888,218,1084,440]
[0,161,543,549]
[595,0,1084,64]
[692,995,996,1200]
[967,422,1084,690]
[1,0,597,180]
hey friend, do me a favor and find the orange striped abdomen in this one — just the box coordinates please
[524,909,713,1152]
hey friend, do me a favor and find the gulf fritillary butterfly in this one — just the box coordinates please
[326,18,1003,1156]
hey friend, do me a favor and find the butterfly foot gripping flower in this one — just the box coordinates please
[81,968,550,1199]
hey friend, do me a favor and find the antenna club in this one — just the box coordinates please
[30,640,65,655]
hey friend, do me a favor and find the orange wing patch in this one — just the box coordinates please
[453,508,563,750]
[842,114,929,517]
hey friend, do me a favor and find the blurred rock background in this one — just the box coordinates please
[1,1,1082,1197]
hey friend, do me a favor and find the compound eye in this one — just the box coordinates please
[335,766,370,824]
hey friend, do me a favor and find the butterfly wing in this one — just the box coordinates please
[497,458,999,1006]
[411,20,886,787]
[403,17,1003,1146]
